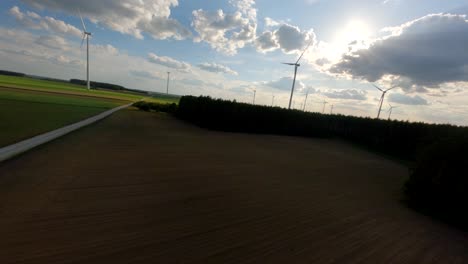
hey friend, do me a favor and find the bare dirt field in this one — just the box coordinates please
[1,108,467,263]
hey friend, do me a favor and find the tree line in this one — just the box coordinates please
[0,70,26,77]
[176,96,467,160]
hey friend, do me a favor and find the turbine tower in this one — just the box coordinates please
[330,104,334,114]
[271,95,275,106]
[79,10,91,90]
[303,88,310,111]
[388,103,398,120]
[166,72,170,94]
[252,89,256,105]
[282,39,314,109]
[373,84,396,119]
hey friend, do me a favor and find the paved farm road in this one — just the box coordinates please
[1,108,467,263]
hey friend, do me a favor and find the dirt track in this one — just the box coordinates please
[1,109,467,263]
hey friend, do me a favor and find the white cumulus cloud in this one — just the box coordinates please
[34,35,69,50]
[191,0,257,55]
[388,93,428,105]
[10,6,82,37]
[330,13,468,91]
[197,62,238,75]
[255,23,316,54]
[322,89,368,100]
[19,0,191,40]
[148,52,191,72]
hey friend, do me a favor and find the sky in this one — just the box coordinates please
[1,0,468,125]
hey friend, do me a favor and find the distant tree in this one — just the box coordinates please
[0,70,26,77]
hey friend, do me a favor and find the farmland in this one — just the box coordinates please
[0,87,125,147]
[0,75,179,147]
[1,109,467,263]
[0,75,180,104]
[1,75,467,263]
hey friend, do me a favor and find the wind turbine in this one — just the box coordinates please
[282,39,314,109]
[303,88,310,111]
[388,103,398,120]
[252,89,256,105]
[322,100,328,113]
[79,10,91,90]
[271,95,275,106]
[373,84,396,119]
[330,104,334,114]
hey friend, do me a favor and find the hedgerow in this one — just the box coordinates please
[133,101,177,113]
[176,96,467,160]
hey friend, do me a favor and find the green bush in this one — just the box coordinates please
[404,137,468,228]
[133,101,177,113]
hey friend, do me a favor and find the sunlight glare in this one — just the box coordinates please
[327,19,373,60]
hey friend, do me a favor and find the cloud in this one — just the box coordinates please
[19,0,190,40]
[191,0,257,55]
[129,70,163,80]
[330,13,468,90]
[148,52,191,72]
[139,16,192,40]
[0,47,81,67]
[264,17,280,27]
[255,31,279,52]
[262,77,308,92]
[51,54,81,66]
[179,78,205,86]
[388,93,428,105]
[255,23,316,54]
[92,44,119,55]
[322,89,367,100]
[197,62,238,75]
[10,6,82,37]
[315,58,331,66]
[34,35,69,50]
[275,24,315,53]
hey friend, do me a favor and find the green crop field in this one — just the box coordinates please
[0,74,180,147]
[0,75,180,104]
[0,87,124,147]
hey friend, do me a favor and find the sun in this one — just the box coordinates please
[338,20,372,45]
[321,19,372,61]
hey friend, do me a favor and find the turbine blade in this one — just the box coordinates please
[281,62,296,65]
[372,84,383,92]
[296,38,314,64]
[78,9,87,32]
[386,86,397,92]
[80,34,85,48]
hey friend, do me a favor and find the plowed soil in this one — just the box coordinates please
[1,108,467,263]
